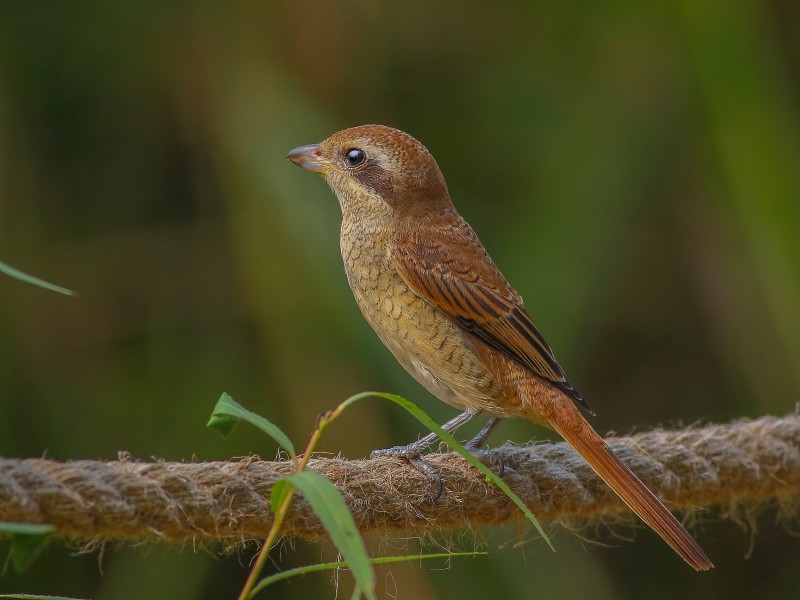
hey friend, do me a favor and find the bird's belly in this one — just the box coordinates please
[342,239,506,414]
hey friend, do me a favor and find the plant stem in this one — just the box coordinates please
[236,415,328,600]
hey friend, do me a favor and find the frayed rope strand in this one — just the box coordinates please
[0,413,797,544]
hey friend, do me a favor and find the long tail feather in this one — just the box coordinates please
[542,398,713,571]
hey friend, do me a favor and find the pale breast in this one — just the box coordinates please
[340,223,506,414]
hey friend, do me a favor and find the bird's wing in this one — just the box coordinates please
[392,225,592,413]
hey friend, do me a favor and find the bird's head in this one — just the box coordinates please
[287,125,451,222]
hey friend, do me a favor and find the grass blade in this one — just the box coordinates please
[0,522,55,574]
[283,471,375,600]
[0,595,88,600]
[0,260,77,297]
[352,392,553,550]
[250,551,487,595]
[207,393,295,457]
[268,479,294,514]
[0,523,54,536]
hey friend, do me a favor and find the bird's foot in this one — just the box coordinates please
[369,412,495,501]
[462,445,505,478]
[371,443,443,501]
[460,417,505,477]
[370,433,439,460]
[464,416,501,451]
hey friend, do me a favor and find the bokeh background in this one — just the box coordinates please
[1,1,799,598]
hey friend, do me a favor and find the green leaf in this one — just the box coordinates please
[346,392,553,551]
[251,551,487,596]
[0,594,88,600]
[0,523,55,536]
[0,260,77,297]
[284,471,375,600]
[0,595,88,599]
[0,522,56,575]
[207,393,295,457]
[268,479,294,514]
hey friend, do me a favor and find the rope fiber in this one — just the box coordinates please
[0,412,797,546]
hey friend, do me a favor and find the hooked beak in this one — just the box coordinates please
[286,143,331,174]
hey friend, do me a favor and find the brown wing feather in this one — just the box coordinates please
[392,224,592,413]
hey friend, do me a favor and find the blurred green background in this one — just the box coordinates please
[1,1,798,598]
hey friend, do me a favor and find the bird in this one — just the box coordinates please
[287,124,713,571]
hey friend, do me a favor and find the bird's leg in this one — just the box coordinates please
[408,455,443,500]
[371,410,477,501]
[370,410,478,459]
[464,417,505,477]
[371,410,479,502]
[371,411,507,500]
[464,417,502,450]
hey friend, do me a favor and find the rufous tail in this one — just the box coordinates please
[540,396,713,571]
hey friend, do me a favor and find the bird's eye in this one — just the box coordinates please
[345,148,367,167]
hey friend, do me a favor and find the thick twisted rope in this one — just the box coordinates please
[0,413,797,545]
